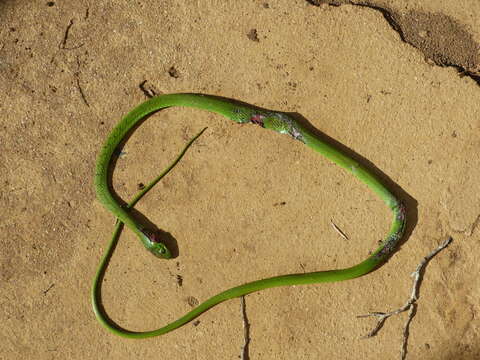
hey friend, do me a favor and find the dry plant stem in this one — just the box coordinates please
[358,236,453,359]
[240,296,251,360]
[400,305,416,360]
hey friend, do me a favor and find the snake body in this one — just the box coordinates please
[93,93,406,338]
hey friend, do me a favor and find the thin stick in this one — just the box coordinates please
[357,237,452,359]
[330,219,349,240]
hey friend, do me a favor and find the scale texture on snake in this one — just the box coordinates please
[92,93,406,339]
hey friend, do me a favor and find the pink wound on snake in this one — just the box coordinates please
[250,114,265,127]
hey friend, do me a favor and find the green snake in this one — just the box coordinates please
[92,93,406,339]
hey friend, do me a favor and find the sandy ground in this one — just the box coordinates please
[1,1,479,359]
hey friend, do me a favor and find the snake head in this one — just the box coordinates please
[142,230,172,259]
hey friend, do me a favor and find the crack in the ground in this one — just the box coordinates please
[75,56,89,107]
[306,0,480,86]
[450,213,480,237]
[59,19,84,50]
[468,214,480,236]
[461,214,480,237]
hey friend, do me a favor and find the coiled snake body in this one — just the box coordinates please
[92,93,406,338]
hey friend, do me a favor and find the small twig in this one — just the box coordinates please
[43,283,55,295]
[358,237,452,359]
[330,219,349,240]
[240,296,251,360]
[400,304,416,359]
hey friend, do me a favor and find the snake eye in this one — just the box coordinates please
[159,248,166,254]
